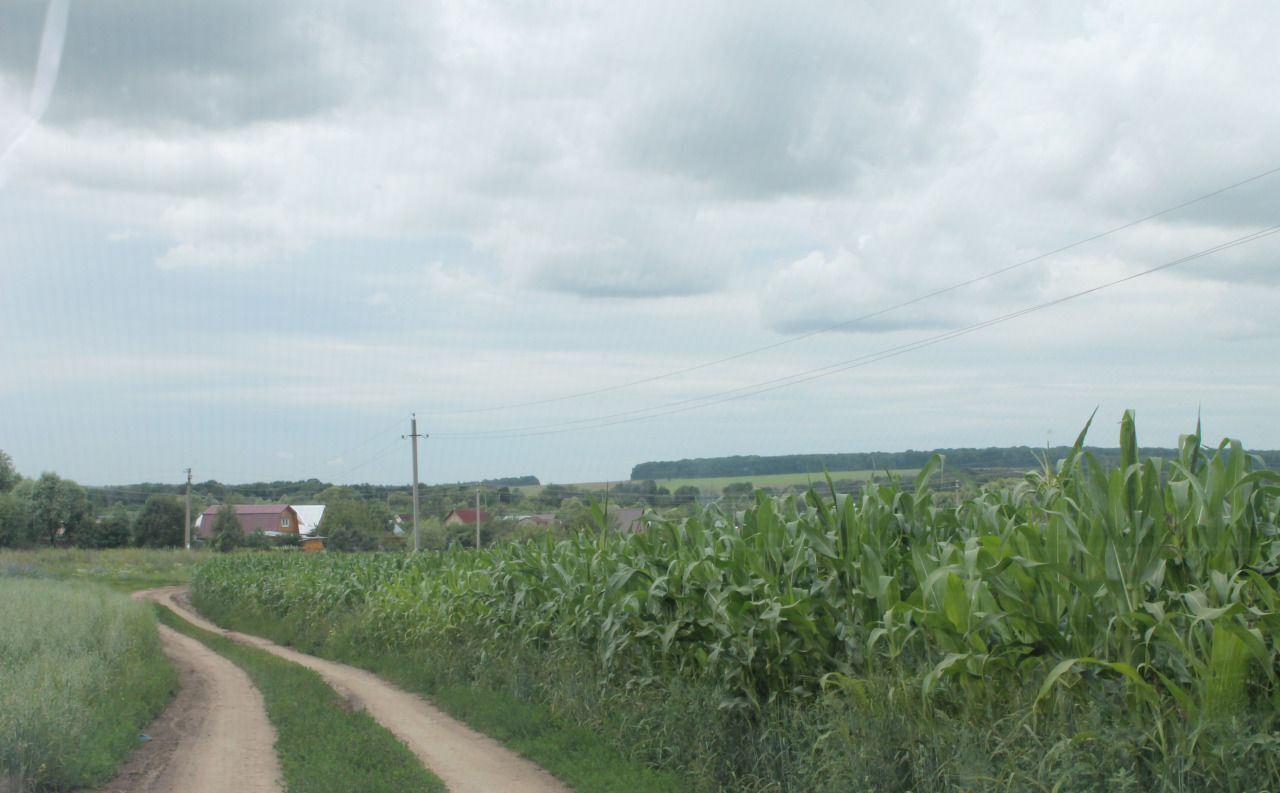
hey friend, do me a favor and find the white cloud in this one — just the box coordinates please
[4,0,1280,484]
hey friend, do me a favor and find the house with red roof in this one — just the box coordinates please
[197,504,301,539]
[443,508,491,527]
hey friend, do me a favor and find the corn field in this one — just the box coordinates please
[193,413,1280,790]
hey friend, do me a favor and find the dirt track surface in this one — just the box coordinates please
[102,593,283,793]
[140,587,574,793]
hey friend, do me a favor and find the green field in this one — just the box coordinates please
[654,468,918,493]
[189,414,1280,791]
[0,547,207,592]
[0,579,174,792]
[520,468,918,497]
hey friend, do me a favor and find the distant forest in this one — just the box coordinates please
[86,475,539,512]
[631,445,1280,481]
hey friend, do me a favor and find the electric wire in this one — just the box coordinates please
[430,223,1280,440]
[336,435,406,479]
[323,415,408,471]
[422,165,1280,418]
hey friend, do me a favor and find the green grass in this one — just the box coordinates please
[352,658,687,793]
[155,605,446,793]
[0,547,207,592]
[192,603,690,793]
[0,579,175,792]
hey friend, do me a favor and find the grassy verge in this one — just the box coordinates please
[154,605,446,793]
[343,659,686,793]
[0,547,206,592]
[192,604,690,793]
[0,579,175,792]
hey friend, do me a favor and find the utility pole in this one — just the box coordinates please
[404,415,426,552]
[184,468,192,550]
[475,487,481,549]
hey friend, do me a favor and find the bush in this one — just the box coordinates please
[210,505,242,553]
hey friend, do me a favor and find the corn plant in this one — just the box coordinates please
[192,413,1280,788]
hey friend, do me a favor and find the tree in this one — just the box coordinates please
[78,506,131,549]
[316,485,362,503]
[320,500,381,552]
[0,450,18,493]
[0,492,34,548]
[242,530,272,550]
[133,495,185,548]
[22,472,89,545]
[418,516,446,551]
[210,505,243,552]
[673,485,701,505]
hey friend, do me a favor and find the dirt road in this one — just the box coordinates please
[138,587,573,793]
[103,594,284,793]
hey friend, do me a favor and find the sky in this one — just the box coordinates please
[1,1,1277,487]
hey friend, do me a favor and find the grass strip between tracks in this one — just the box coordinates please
[154,604,446,793]
[194,606,690,793]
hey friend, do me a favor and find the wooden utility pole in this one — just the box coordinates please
[475,487,481,549]
[404,415,426,552]
[184,468,192,550]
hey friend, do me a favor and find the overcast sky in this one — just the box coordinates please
[1,1,1277,487]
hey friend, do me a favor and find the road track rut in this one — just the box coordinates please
[100,593,284,793]
[138,586,573,793]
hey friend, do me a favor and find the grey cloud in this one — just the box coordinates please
[523,235,717,299]
[612,5,980,198]
[0,0,422,128]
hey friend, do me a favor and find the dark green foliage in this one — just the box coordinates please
[631,444,1280,480]
[673,484,701,504]
[479,475,540,487]
[0,450,18,493]
[0,492,36,548]
[19,472,90,545]
[154,606,446,793]
[209,505,242,552]
[722,481,754,497]
[132,495,185,548]
[320,500,384,551]
[241,530,272,550]
[77,507,132,549]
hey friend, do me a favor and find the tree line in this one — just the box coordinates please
[0,451,188,549]
[630,445,1280,480]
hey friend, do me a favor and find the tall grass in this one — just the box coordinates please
[0,579,175,792]
[192,414,1280,791]
[0,547,206,592]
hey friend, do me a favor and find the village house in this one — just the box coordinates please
[197,504,301,539]
[611,508,647,534]
[443,508,491,526]
[514,513,559,527]
[290,504,326,536]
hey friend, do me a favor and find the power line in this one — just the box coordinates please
[430,223,1280,440]
[324,415,406,467]
[336,436,405,480]
[422,164,1280,418]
